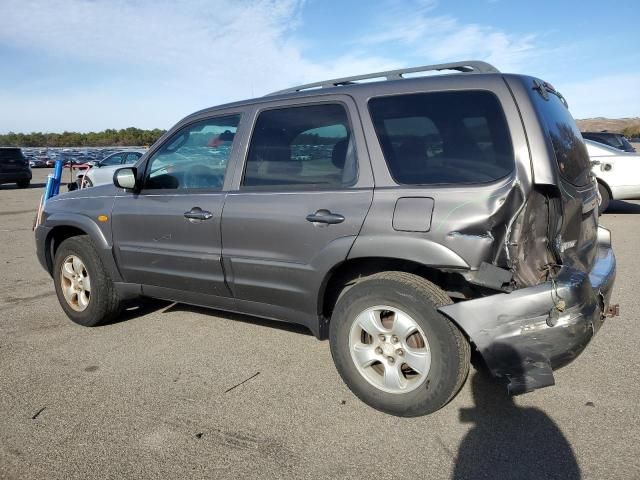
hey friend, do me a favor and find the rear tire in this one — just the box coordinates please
[17,179,30,188]
[598,182,610,215]
[329,271,470,417]
[53,235,122,327]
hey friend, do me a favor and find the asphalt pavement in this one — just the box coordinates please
[1,168,638,479]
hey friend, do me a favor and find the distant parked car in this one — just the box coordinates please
[587,139,640,213]
[29,158,47,168]
[63,158,92,169]
[0,147,32,188]
[582,131,636,152]
[77,150,145,187]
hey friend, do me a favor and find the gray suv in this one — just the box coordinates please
[35,61,617,416]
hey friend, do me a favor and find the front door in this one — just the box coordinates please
[222,100,373,323]
[112,113,242,298]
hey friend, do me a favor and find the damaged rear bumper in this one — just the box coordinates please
[439,226,616,394]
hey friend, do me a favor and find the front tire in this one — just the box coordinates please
[53,235,122,327]
[329,271,470,417]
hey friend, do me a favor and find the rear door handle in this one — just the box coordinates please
[184,207,213,222]
[306,209,345,225]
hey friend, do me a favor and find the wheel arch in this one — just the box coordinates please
[596,178,613,200]
[317,256,472,338]
[43,214,122,281]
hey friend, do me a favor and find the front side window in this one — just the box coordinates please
[368,91,514,185]
[242,103,357,188]
[144,114,240,190]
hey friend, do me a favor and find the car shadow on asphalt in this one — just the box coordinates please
[0,182,46,190]
[453,355,581,480]
[98,298,174,326]
[605,200,640,214]
[162,302,313,336]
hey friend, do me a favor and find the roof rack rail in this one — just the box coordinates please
[268,60,500,96]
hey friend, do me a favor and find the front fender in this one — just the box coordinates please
[41,211,123,281]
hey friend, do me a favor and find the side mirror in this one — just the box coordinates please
[114,167,138,190]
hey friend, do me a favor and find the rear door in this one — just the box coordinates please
[112,113,243,300]
[221,97,373,322]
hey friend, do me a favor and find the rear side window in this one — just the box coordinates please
[0,148,24,164]
[531,89,591,186]
[242,103,357,188]
[125,152,142,164]
[102,154,124,166]
[368,91,514,185]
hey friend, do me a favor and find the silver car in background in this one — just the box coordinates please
[77,150,146,188]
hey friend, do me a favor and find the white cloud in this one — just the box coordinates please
[358,2,538,72]
[0,0,402,131]
[0,0,635,131]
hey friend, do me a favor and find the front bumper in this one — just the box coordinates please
[439,226,616,394]
[35,225,52,274]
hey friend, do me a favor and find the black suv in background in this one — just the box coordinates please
[34,61,616,417]
[581,131,636,152]
[0,147,32,188]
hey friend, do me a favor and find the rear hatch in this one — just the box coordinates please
[529,81,599,273]
[0,148,29,173]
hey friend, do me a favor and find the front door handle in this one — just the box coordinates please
[184,207,213,222]
[306,209,345,225]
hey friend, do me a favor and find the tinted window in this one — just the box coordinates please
[368,91,514,185]
[0,148,24,164]
[243,104,356,188]
[582,133,634,152]
[124,152,141,164]
[144,115,240,190]
[101,154,124,166]
[532,90,591,186]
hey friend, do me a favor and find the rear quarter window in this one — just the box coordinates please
[530,86,591,186]
[368,90,514,185]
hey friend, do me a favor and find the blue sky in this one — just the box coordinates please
[1,0,638,133]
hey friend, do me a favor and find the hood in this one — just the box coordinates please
[47,183,119,206]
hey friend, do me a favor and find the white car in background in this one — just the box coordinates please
[77,150,146,187]
[587,139,640,214]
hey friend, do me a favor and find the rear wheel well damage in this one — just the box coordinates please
[318,257,476,338]
[45,226,87,275]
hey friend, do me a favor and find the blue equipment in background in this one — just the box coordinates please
[43,159,64,202]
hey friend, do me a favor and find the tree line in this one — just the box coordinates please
[0,127,167,147]
[622,126,640,139]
